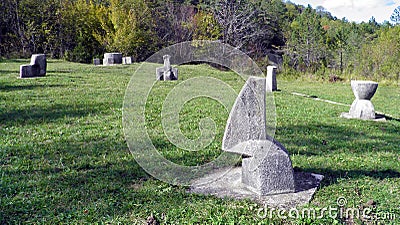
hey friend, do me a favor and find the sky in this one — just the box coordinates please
[288,0,399,23]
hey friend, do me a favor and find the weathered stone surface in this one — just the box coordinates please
[240,140,295,196]
[30,54,46,76]
[103,53,122,66]
[341,80,379,120]
[20,65,40,78]
[266,66,277,92]
[351,80,378,100]
[156,55,178,80]
[190,75,322,205]
[93,58,101,66]
[222,76,266,151]
[122,57,132,65]
[349,99,376,119]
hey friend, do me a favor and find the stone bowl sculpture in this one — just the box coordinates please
[341,80,382,120]
[351,80,378,100]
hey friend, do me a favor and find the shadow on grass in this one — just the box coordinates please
[298,167,400,186]
[0,103,103,125]
[277,122,399,156]
[0,84,66,92]
[0,69,20,74]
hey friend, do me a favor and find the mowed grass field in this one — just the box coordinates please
[1,59,399,224]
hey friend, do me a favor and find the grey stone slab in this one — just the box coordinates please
[103,53,122,65]
[222,76,267,152]
[266,66,277,92]
[30,54,46,76]
[122,57,132,65]
[189,167,323,210]
[20,64,39,78]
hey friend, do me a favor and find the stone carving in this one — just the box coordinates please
[156,55,178,80]
[190,76,323,207]
[20,54,46,78]
[341,80,379,120]
[103,53,123,66]
[222,76,295,195]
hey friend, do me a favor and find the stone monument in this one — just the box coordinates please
[20,54,46,78]
[103,53,123,66]
[222,76,295,195]
[341,80,381,120]
[156,55,178,80]
[122,57,133,65]
[190,76,323,208]
[266,66,278,92]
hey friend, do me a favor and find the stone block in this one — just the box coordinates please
[20,65,40,78]
[241,140,295,195]
[122,57,132,65]
[103,53,122,66]
[266,66,277,92]
[30,54,46,76]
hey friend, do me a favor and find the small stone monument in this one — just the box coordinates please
[103,53,123,66]
[20,54,46,78]
[266,66,278,92]
[122,57,132,65]
[156,55,178,80]
[93,58,101,66]
[341,80,381,120]
[190,76,323,208]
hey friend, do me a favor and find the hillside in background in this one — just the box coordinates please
[0,0,399,82]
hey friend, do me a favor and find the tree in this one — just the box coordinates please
[390,6,400,24]
[358,26,400,81]
[284,6,327,72]
[209,0,281,57]
[94,0,158,61]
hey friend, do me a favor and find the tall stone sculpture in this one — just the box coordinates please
[222,76,295,195]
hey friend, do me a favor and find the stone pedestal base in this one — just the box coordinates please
[103,53,123,66]
[189,167,323,209]
[341,99,386,121]
[349,99,375,119]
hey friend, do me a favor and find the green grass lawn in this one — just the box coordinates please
[1,60,399,224]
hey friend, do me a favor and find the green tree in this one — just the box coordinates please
[95,0,157,61]
[60,0,104,62]
[284,6,327,72]
[358,26,400,81]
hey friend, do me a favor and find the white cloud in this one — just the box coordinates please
[288,0,400,23]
